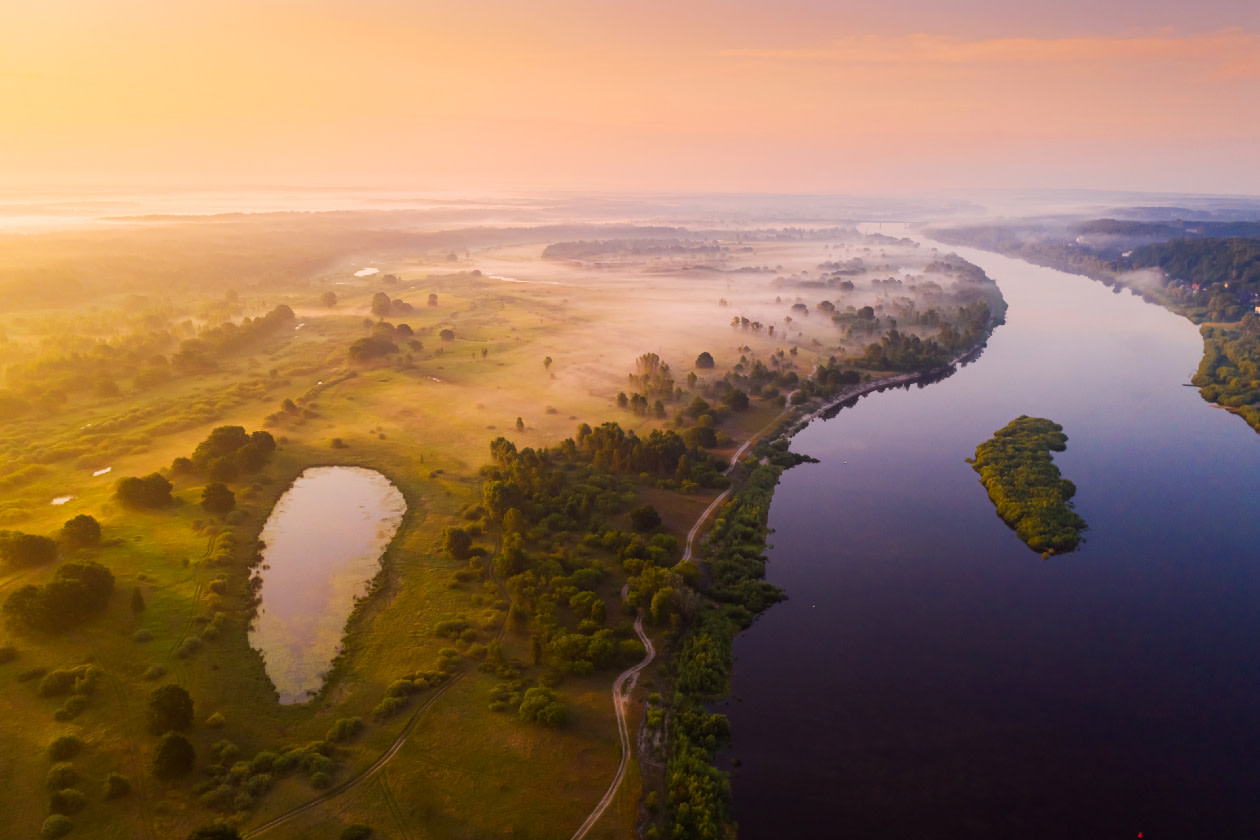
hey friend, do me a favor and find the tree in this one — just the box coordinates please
[439,328,455,341]
[147,684,194,735]
[630,505,662,532]
[515,417,525,432]
[150,731,195,779]
[186,826,243,840]
[131,586,146,614]
[543,356,553,371]
[370,292,392,318]
[442,527,473,561]
[722,389,749,411]
[201,483,236,515]
[427,293,439,306]
[115,473,173,508]
[59,516,100,550]
[0,530,58,567]
[320,291,338,308]
[695,352,715,369]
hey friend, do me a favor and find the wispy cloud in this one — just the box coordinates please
[715,28,1260,78]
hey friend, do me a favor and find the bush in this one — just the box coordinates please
[40,815,74,840]
[205,711,226,727]
[326,717,363,743]
[48,788,87,815]
[45,763,78,792]
[54,695,88,721]
[310,771,331,788]
[518,687,567,727]
[151,731,196,779]
[38,669,77,698]
[48,735,84,761]
[104,772,131,798]
[147,684,194,734]
[133,629,153,643]
[174,637,203,658]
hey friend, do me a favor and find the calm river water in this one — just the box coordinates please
[722,245,1260,838]
[249,466,405,704]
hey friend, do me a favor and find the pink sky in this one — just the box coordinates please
[1,1,1257,194]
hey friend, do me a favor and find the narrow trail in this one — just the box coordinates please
[568,586,656,840]
[569,414,779,840]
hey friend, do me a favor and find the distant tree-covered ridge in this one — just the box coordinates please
[968,416,1088,554]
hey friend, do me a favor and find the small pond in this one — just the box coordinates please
[249,466,406,704]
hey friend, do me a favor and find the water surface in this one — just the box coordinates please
[250,466,405,704]
[723,246,1260,839]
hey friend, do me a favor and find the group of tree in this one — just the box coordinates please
[1192,320,1260,434]
[172,304,296,374]
[370,291,415,318]
[968,415,1088,554]
[3,561,115,632]
[115,473,174,508]
[171,425,277,483]
[0,530,58,568]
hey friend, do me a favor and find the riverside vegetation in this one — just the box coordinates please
[968,416,1088,555]
[930,220,1260,434]
[0,209,1005,839]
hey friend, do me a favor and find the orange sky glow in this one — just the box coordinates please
[2,1,1257,194]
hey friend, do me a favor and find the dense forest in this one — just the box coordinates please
[968,416,1088,555]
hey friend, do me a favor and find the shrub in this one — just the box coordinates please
[205,711,226,727]
[54,695,88,721]
[326,717,363,743]
[133,629,153,643]
[45,763,78,792]
[518,687,568,727]
[310,771,331,789]
[150,731,195,779]
[48,787,87,815]
[40,815,74,840]
[38,669,77,698]
[48,735,84,761]
[147,684,194,734]
[104,772,131,798]
[174,637,203,658]
[629,505,661,532]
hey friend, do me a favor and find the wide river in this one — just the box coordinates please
[722,245,1260,838]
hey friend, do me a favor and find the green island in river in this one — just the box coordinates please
[969,416,1088,555]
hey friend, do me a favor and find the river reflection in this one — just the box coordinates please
[723,245,1260,838]
[249,467,405,704]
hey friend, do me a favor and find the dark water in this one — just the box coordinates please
[722,246,1260,839]
[250,466,405,704]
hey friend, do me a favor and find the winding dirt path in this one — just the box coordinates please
[568,587,656,840]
